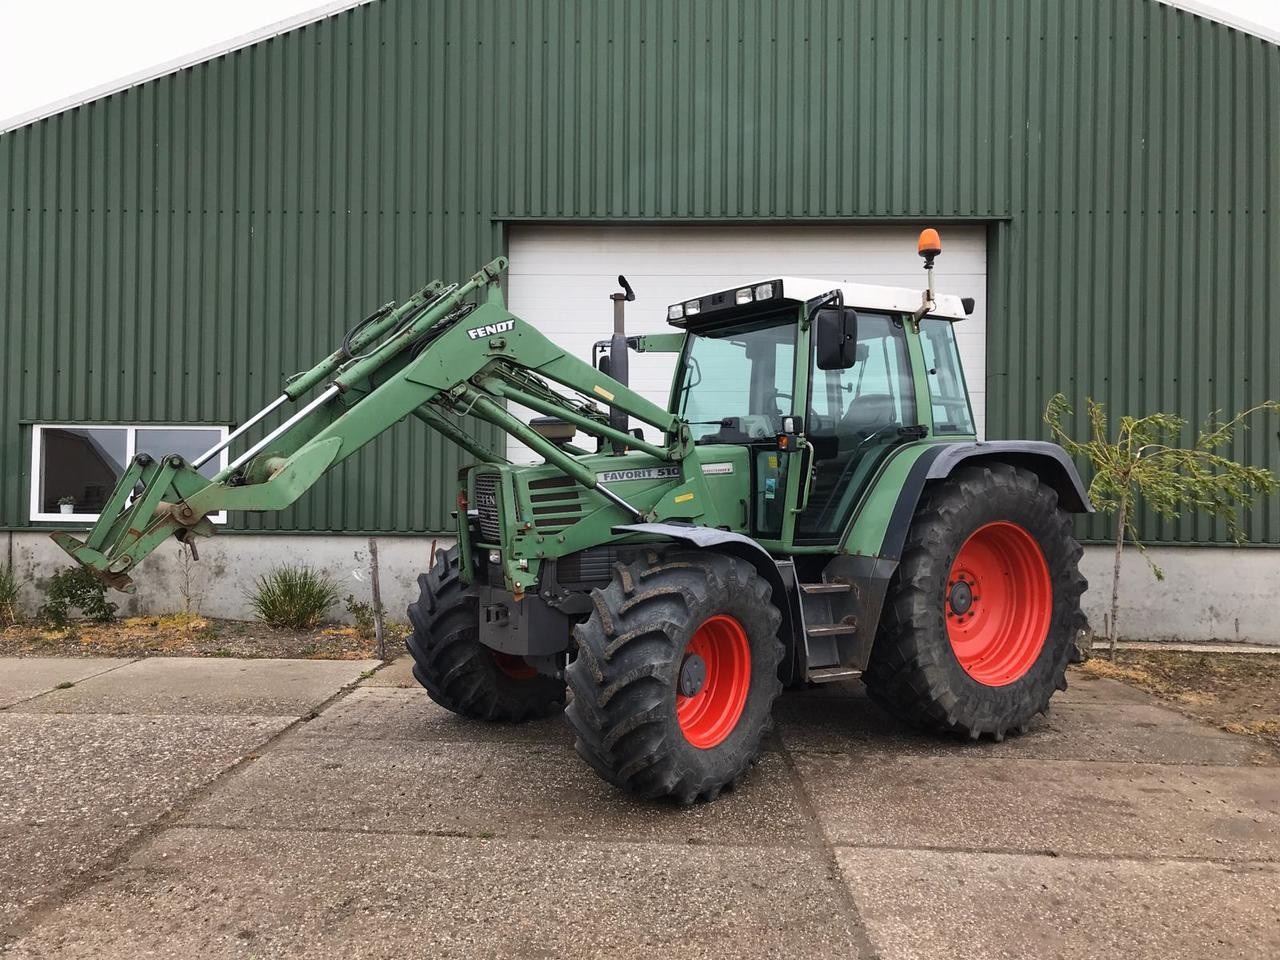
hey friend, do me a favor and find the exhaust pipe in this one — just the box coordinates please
[608,275,635,441]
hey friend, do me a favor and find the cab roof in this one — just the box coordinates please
[666,276,974,330]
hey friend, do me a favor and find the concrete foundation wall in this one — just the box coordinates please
[6,532,1278,645]
[1077,545,1280,645]
[5,532,456,626]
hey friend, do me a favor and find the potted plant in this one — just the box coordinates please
[57,496,76,515]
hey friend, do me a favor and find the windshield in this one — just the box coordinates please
[675,316,797,443]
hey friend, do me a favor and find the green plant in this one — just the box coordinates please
[57,495,76,507]
[248,565,339,630]
[39,567,118,626]
[345,594,376,641]
[0,564,20,626]
[1045,395,1279,658]
[175,541,206,614]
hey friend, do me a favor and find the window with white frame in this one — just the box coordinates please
[30,424,229,524]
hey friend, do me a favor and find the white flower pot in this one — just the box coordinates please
[60,503,74,515]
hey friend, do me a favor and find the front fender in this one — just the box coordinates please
[612,522,799,677]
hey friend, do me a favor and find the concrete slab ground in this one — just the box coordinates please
[839,848,1280,960]
[773,689,1277,764]
[0,655,378,941]
[0,825,139,936]
[358,654,417,687]
[19,656,380,716]
[0,713,294,827]
[2,655,1278,959]
[0,657,134,709]
[179,738,809,845]
[4,829,868,960]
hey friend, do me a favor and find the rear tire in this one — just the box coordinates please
[406,546,565,722]
[566,549,783,803]
[863,463,1087,739]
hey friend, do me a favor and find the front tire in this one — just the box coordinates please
[406,547,565,722]
[863,463,1087,739]
[566,550,783,804]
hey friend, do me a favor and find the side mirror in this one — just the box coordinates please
[814,307,859,370]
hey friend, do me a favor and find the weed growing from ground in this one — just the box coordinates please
[248,566,339,630]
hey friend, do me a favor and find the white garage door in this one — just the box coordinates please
[505,224,986,460]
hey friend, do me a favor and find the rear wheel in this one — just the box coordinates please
[406,547,565,722]
[863,463,1087,739]
[566,549,783,803]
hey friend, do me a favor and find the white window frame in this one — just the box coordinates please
[30,423,230,525]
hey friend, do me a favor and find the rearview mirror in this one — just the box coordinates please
[814,307,859,370]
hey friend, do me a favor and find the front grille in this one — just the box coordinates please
[526,475,584,534]
[473,473,502,542]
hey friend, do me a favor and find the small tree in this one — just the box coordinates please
[1044,395,1279,658]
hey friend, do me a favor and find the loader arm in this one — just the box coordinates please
[53,257,689,591]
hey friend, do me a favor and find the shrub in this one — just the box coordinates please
[345,594,376,641]
[39,567,118,626]
[1045,394,1279,658]
[248,565,339,630]
[0,564,20,626]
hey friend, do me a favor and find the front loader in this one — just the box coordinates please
[55,230,1091,804]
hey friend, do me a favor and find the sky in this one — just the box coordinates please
[1,0,1278,130]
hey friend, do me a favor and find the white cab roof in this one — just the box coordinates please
[776,276,970,320]
[698,276,973,321]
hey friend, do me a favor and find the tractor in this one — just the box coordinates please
[55,229,1090,804]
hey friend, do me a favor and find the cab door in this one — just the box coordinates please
[793,311,918,544]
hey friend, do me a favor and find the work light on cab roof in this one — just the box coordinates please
[49,230,1089,805]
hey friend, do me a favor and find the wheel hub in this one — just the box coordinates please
[944,521,1052,687]
[676,615,752,749]
[948,578,975,616]
[678,653,707,697]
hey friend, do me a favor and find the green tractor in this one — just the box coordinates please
[56,229,1089,803]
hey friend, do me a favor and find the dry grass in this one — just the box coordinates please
[0,615,410,661]
[1082,651,1280,752]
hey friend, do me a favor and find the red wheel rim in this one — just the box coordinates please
[491,651,538,680]
[945,521,1052,686]
[676,614,752,749]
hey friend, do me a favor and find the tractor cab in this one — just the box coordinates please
[664,276,977,546]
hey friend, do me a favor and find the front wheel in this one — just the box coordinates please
[863,463,1087,739]
[406,547,565,722]
[566,550,783,804]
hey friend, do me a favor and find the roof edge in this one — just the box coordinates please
[0,0,376,135]
[1154,0,1280,47]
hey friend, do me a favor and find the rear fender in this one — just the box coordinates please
[880,440,1092,563]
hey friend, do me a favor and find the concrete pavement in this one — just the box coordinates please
[0,656,378,940]
[1,654,1277,959]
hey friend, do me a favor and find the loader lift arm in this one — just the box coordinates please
[53,257,688,591]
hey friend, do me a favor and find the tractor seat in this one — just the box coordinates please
[842,393,897,431]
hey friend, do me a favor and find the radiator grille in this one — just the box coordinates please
[526,475,584,534]
[473,473,502,542]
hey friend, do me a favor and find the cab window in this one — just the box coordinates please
[920,318,976,436]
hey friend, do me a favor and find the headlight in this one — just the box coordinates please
[735,287,753,305]
[667,303,684,320]
[684,300,701,316]
[754,282,774,300]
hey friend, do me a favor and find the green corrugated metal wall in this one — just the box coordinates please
[1,0,1277,543]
